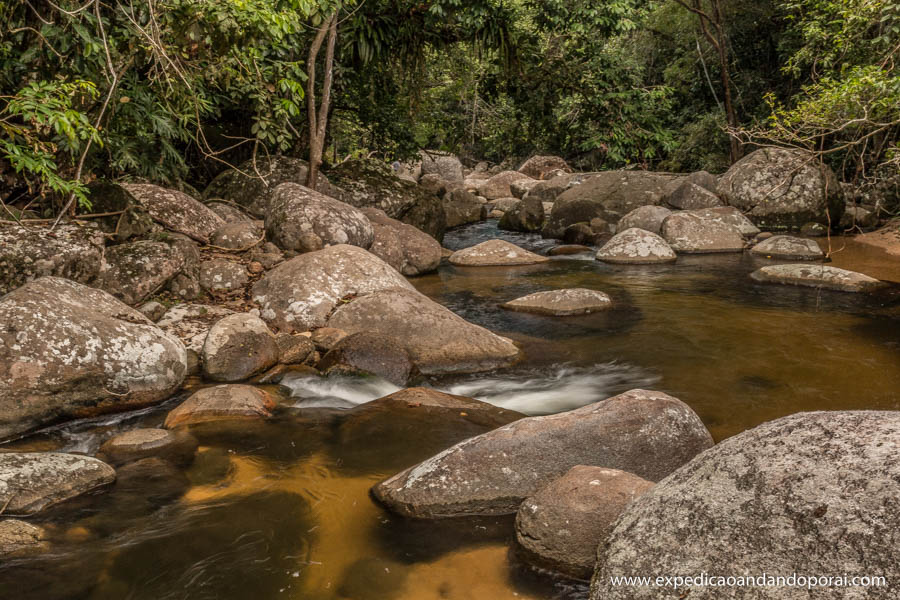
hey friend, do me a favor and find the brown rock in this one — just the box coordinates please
[164,385,276,428]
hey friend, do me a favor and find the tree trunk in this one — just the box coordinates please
[306,13,338,191]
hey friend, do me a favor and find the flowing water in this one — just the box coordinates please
[2,221,899,600]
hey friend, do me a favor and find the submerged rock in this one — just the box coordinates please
[661,211,745,253]
[0,277,187,440]
[202,314,279,382]
[516,466,654,580]
[372,389,713,518]
[327,287,521,375]
[750,264,885,292]
[251,245,414,333]
[0,520,48,557]
[591,411,900,600]
[449,239,550,266]
[318,331,415,386]
[0,223,106,294]
[501,288,612,316]
[0,453,116,515]
[596,228,677,264]
[750,235,824,260]
[98,428,198,466]
[164,385,276,428]
[616,205,672,235]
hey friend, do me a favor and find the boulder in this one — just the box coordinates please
[518,156,572,180]
[544,171,682,239]
[800,221,828,237]
[201,313,279,381]
[563,223,596,246]
[0,453,116,515]
[516,466,654,579]
[717,147,845,229]
[596,228,677,264]
[265,183,374,252]
[525,174,584,203]
[684,170,719,193]
[206,201,253,223]
[490,197,521,213]
[114,183,225,244]
[0,520,47,557]
[687,206,760,237]
[501,288,612,316]
[203,155,339,218]
[156,303,236,353]
[510,178,541,199]
[549,244,593,256]
[0,277,187,440]
[138,301,167,322]
[327,158,446,240]
[750,235,824,260]
[348,388,522,430]
[198,259,249,295]
[275,333,315,365]
[443,189,485,228]
[449,240,550,266]
[310,327,350,352]
[251,245,414,333]
[327,287,521,375]
[498,197,546,233]
[372,389,713,518]
[164,385,276,428]
[420,151,464,182]
[163,234,202,300]
[840,205,878,229]
[477,171,535,201]
[209,221,263,250]
[660,211,746,253]
[750,264,885,292]
[591,411,900,600]
[95,240,186,305]
[317,331,415,386]
[0,223,106,294]
[662,181,723,210]
[616,205,672,235]
[361,208,442,276]
[98,428,198,466]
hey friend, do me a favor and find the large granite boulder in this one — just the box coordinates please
[0,453,116,516]
[544,171,682,239]
[443,189,485,229]
[265,183,374,252]
[209,221,263,250]
[0,223,106,294]
[449,240,550,266]
[750,235,824,260]
[327,287,521,375]
[198,259,249,295]
[518,155,572,180]
[663,181,723,210]
[419,151,464,182]
[498,197,546,233]
[616,206,672,235]
[251,245,414,333]
[501,288,612,316]
[717,148,845,229]
[95,240,186,305]
[524,174,588,203]
[687,206,761,237]
[750,264,885,292]
[596,228,677,264]
[361,208,442,276]
[477,171,535,201]
[660,211,746,253]
[516,466,654,579]
[201,313,280,382]
[591,411,900,600]
[372,389,713,518]
[0,277,187,440]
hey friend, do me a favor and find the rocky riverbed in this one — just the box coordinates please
[1,151,899,599]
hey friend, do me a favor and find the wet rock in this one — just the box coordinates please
[209,221,263,250]
[443,189,484,228]
[95,240,186,305]
[499,197,546,233]
[327,287,521,375]
[206,201,253,223]
[266,183,374,252]
[562,223,595,245]
[202,313,279,381]
[311,327,350,352]
[543,171,681,239]
[0,222,105,294]
[318,331,415,386]
[156,303,235,353]
[164,385,276,428]
[591,411,900,600]
[0,277,187,439]
[372,389,713,518]
[501,288,612,316]
[549,244,593,256]
[198,259,249,295]
[275,333,315,364]
[420,151,464,182]
[662,181,723,210]
[116,183,226,244]
[351,388,523,429]
[361,208,442,276]
[518,156,572,180]
[516,466,654,579]
[616,205,672,235]
[113,456,189,503]
[750,264,885,292]
[840,205,878,229]
[477,171,535,200]
[0,520,47,557]
[596,228,677,264]
[800,221,828,237]
[750,235,824,260]
[661,211,745,253]
[251,245,414,333]
[717,147,844,229]
[98,428,198,466]
[449,239,550,266]
[0,453,116,515]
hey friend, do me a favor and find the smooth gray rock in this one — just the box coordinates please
[750,235,824,260]
[477,171,535,201]
[663,181,723,210]
[750,264,885,292]
[591,411,900,600]
[449,240,550,266]
[687,206,761,237]
[596,228,677,264]
[372,389,713,518]
[616,206,672,235]
[361,208,442,276]
[202,313,279,382]
[661,211,745,253]
[502,288,612,316]
[0,453,116,515]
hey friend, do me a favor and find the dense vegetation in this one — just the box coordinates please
[1,0,897,215]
